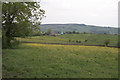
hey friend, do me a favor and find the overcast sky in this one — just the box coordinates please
[40,0,119,27]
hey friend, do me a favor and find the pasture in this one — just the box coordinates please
[17,34,118,46]
[2,34,118,78]
[2,44,118,78]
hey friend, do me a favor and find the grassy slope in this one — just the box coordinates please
[2,43,118,78]
[17,34,118,46]
[39,24,118,34]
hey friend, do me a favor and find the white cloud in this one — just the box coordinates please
[40,0,119,27]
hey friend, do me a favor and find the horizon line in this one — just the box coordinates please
[40,23,118,28]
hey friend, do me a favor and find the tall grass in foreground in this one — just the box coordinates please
[2,43,118,78]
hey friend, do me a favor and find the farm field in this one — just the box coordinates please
[2,1,119,79]
[17,34,118,46]
[2,42,118,78]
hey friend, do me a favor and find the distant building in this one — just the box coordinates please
[60,32,64,35]
[50,32,60,36]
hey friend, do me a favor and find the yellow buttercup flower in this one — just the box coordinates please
[24,43,118,54]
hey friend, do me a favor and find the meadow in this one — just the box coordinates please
[3,44,118,78]
[17,34,118,46]
[2,34,118,78]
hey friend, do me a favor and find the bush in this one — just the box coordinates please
[118,41,120,47]
[10,39,20,49]
[2,30,20,49]
[2,30,8,49]
[69,40,71,42]
[78,41,81,43]
[104,39,110,46]
[76,40,78,43]
[85,40,88,42]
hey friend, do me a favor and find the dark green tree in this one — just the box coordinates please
[2,2,45,48]
[104,39,110,46]
[46,28,51,35]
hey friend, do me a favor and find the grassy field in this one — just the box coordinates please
[2,43,118,78]
[17,34,118,46]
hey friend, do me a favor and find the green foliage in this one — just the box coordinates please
[104,39,110,46]
[2,2,45,48]
[2,28,20,49]
[46,28,52,35]
[2,29,8,48]
[32,25,43,36]
[39,24,118,34]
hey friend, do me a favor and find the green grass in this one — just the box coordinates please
[2,43,118,78]
[17,34,118,46]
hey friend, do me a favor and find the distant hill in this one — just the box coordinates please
[39,24,118,34]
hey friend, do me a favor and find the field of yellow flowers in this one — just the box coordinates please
[2,42,118,78]
[25,43,118,53]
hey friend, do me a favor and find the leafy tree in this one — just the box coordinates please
[32,25,43,36]
[2,2,45,48]
[46,28,51,35]
[117,41,120,47]
[73,31,76,34]
[104,39,110,46]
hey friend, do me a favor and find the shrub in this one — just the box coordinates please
[69,40,71,42]
[2,30,9,49]
[85,40,88,42]
[2,32,20,49]
[76,40,78,43]
[10,39,20,49]
[104,39,110,46]
[78,41,81,43]
[118,41,120,47]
